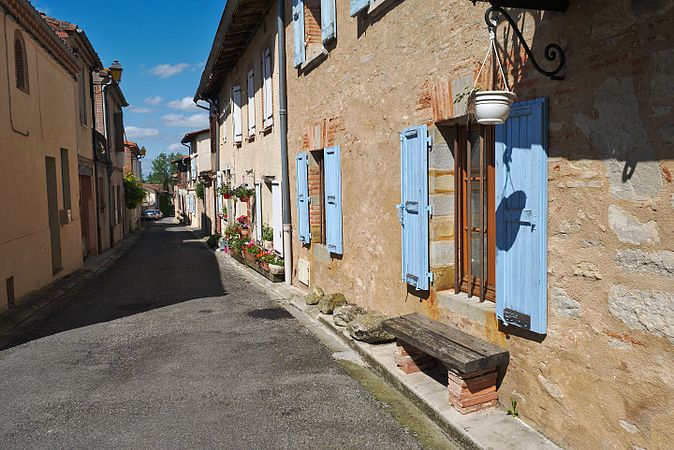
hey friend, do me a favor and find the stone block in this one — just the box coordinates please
[430,216,454,241]
[551,287,581,318]
[608,285,674,344]
[430,173,454,194]
[615,249,674,278]
[431,266,455,292]
[333,304,367,327]
[431,241,455,267]
[348,313,395,344]
[430,194,454,217]
[429,143,454,170]
[318,293,347,314]
[608,205,659,245]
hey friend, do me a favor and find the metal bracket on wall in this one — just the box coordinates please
[484,5,567,80]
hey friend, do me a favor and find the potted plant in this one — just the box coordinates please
[218,183,233,200]
[267,254,284,275]
[236,215,250,236]
[234,185,255,203]
[262,225,274,250]
[455,30,516,125]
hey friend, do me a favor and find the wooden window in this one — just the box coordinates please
[456,125,496,301]
[79,68,88,125]
[261,48,273,129]
[14,30,29,93]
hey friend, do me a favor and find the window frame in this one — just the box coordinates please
[456,124,496,302]
[14,30,29,94]
[261,47,273,130]
[246,68,256,139]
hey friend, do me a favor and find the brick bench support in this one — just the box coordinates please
[382,313,508,415]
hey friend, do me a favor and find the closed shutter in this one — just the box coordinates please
[321,0,336,43]
[262,48,273,128]
[495,97,549,334]
[324,145,343,255]
[399,125,431,291]
[272,181,284,256]
[232,85,242,143]
[292,0,305,67]
[247,69,256,137]
[216,172,222,216]
[350,0,370,17]
[296,153,310,244]
[255,182,263,242]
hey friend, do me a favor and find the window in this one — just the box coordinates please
[14,30,29,93]
[60,149,71,212]
[296,146,343,254]
[113,111,124,152]
[247,69,256,138]
[292,0,336,67]
[262,48,273,129]
[456,125,496,301]
[231,85,243,144]
[78,68,88,125]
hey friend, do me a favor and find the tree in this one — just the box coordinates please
[123,172,146,209]
[147,152,182,190]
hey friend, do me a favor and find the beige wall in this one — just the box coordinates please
[216,2,282,234]
[284,0,674,448]
[0,9,82,310]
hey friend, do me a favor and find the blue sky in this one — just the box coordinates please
[34,0,225,177]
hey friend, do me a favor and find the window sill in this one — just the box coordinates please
[435,290,496,328]
[301,45,328,72]
[368,0,397,15]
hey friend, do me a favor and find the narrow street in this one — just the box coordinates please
[0,220,444,449]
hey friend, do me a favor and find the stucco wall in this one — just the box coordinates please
[0,10,82,310]
[284,0,674,448]
[216,1,282,232]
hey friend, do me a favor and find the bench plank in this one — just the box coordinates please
[382,313,509,373]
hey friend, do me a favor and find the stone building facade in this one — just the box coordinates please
[283,0,674,448]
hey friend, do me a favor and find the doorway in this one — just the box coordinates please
[45,156,62,274]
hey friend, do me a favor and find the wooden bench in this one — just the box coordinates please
[382,313,509,414]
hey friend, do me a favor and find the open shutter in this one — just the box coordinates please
[496,97,549,334]
[247,69,256,137]
[292,0,305,67]
[350,0,370,17]
[272,181,284,256]
[321,0,336,43]
[255,182,263,242]
[232,85,242,143]
[295,153,310,244]
[399,125,431,291]
[324,145,343,255]
[262,48,273,128]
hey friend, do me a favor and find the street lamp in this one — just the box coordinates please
[109,60,123,83]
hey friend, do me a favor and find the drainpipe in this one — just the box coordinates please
[277,0,292,285]
[90,74,102,253]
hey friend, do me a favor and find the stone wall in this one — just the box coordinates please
[284,0,674,448]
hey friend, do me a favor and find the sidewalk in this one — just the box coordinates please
[213,248,559,450]
[0,228,144,337]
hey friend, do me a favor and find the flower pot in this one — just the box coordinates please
[240,229,250,237]
[239,196,250,203]
[260,262,270,271]
[223,194,231,199]
[473,91,516,125]
[263,240,273,251]
[269,264,284,275]
[243,252,256,263]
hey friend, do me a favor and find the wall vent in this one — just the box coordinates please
[297,259,310,286]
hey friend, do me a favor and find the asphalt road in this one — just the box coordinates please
[0,220,445,449]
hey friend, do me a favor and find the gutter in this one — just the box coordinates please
[277,0,292,285]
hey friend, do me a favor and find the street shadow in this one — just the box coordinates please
[0,220,227,351]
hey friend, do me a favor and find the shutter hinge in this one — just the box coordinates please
[396,204,404,224]
[427,130,433,150]
[427,205,433,218]
[428,271,434,284]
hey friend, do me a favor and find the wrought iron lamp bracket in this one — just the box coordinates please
[485,5,566,80]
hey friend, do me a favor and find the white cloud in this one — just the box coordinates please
[168,143,184,151]
[144,96,162,105]
[151,63,190,78]
[126,126,160,139]
[168,97,198,111]
[128,106,152,114]
[161,113,209,128]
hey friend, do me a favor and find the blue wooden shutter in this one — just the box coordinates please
[324,145,343,254]
[398,125,431,291]
[295,153,310,244]
[495,98,548,334]
[292,0,305,67]
[321,0,336,43]
[350,0,370,17]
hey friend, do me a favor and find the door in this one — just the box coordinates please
[255,182,263,242]
[45,157,62,274]
[272,181,283,256]
[79,175,92,257]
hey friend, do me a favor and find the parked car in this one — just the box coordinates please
[142,209,163,220]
